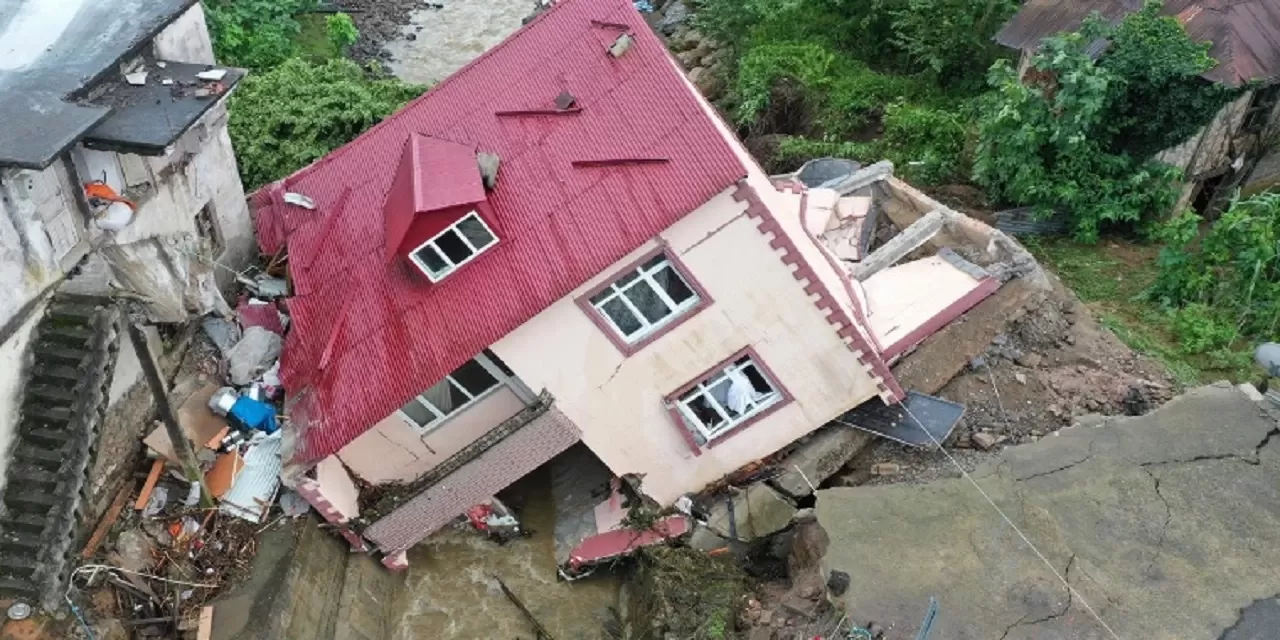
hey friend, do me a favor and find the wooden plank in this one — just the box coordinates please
[134,459,165,510]
[81,482,135,558]
[196,606,214,640]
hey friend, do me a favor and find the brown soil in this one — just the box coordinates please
[843,280,1177,487]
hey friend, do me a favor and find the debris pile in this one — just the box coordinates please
[65,261,307,638]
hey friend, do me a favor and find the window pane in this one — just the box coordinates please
[682,394,724,429]
[613,269,642,287]
[653,266,695,305]
[601,298,642,336]
[435,229,473,264]
[740,363,775,395]
[640,255,667,272]
[414,244,449,275]
[706,378,739,418]
[420,378,469,415]
[623,281,671,323]
[400,399,435,427]
[588,287,616,307]
[451,359,499,396]
[457,215,495,249]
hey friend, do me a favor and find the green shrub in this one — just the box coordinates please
[228,58,424,189]
[889,0,1019,90]
[205,0,316,69]
[326,13,360,54]
[972,3,1234,241]
[1151,192,1280,348]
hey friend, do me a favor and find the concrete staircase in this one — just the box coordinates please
[0,295,119,608]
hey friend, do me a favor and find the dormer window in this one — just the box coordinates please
[408,211,497,282]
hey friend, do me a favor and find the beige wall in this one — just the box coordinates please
[338,387,527,484]
[491,184,882,505]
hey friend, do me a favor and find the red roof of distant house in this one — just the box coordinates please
[250,0,747,462]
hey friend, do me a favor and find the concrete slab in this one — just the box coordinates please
[770,425,874,500]
[816,383,1280,639]
[706,483,796,541]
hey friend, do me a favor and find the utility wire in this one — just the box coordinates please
[899,403,1122,640]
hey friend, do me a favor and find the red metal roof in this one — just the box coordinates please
[251,0,747,462]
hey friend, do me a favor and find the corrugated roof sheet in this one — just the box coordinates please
[996,0,1280,87]
[250,0,747,463]
[219,433,283,523]
[364,406,581,552]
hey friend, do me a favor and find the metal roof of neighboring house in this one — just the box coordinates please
[251,0,748,463]
[0,0,200,168]
[995,0,1280,87]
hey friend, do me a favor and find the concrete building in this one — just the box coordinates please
[255,0,1011,570]
[0,0,251,605]
[997,0,1280,215]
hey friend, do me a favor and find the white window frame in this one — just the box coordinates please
[589,254,700,344]
[674,355,782,442]
[407,211,497,282]
[398,353,511,434]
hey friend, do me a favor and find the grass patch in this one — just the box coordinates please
[1022,236,1256,386]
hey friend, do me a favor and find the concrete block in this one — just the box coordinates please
[706,484,796,541]
[770,426,874,500]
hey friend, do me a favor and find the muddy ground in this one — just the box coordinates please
[844,278,1177,488]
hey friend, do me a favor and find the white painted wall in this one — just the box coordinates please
[151,4,216,64]
[491,186,883,505]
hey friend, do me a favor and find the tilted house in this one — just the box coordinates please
[253,0,996,567]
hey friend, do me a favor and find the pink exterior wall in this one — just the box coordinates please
[490,184,883,505]
[336,386,526,484]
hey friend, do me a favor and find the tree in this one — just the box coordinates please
[228,58,425,189]
[972,2,1240,241]
[205,0,316,69]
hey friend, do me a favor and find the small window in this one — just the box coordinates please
[674,355,782,442]
[399,355,502,432]
[408,211,497,282]
[588,254,699,344]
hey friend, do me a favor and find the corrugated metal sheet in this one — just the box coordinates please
[833,391,965,447]
[220,433,283,523]
[996,0,1280,87]
[251,0,748,463]
[364,406,581,552]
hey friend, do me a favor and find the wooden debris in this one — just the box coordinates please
[196,606,214,640]
[82,483,135,558]
[493,575,555,640]
[135,459,166,510]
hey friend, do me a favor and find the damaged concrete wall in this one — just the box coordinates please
[1156,90,1253,180]
[151,3,217,64]
[492,185,883,506]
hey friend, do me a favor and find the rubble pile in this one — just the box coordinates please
[64,264,310,638]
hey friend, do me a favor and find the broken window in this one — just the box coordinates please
[588,253,699,344]
[399,353,504,433]
[408,211,497,282]
[674,354,781,442]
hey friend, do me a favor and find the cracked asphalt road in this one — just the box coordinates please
[816,383,1280,639]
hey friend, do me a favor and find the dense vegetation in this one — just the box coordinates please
[228,59,424,188]
[208,0,423,188]
[973,3,1239,241]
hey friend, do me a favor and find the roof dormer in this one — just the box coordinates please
[384,134,496,281]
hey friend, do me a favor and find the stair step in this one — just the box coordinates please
[6,463,60,485]
[0,514,51,535]
[4,491,60,514]
[32,345,87,367]
[46,302,103,325]
[0,531,44,554]
[30,364,83,385]
[0,576,40,598]
[18,427,76,450]
[40,324,95,349]
[25,384,79,406]
[12,446,66,471]
[0,556,40,577]
[21,405,73,425]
